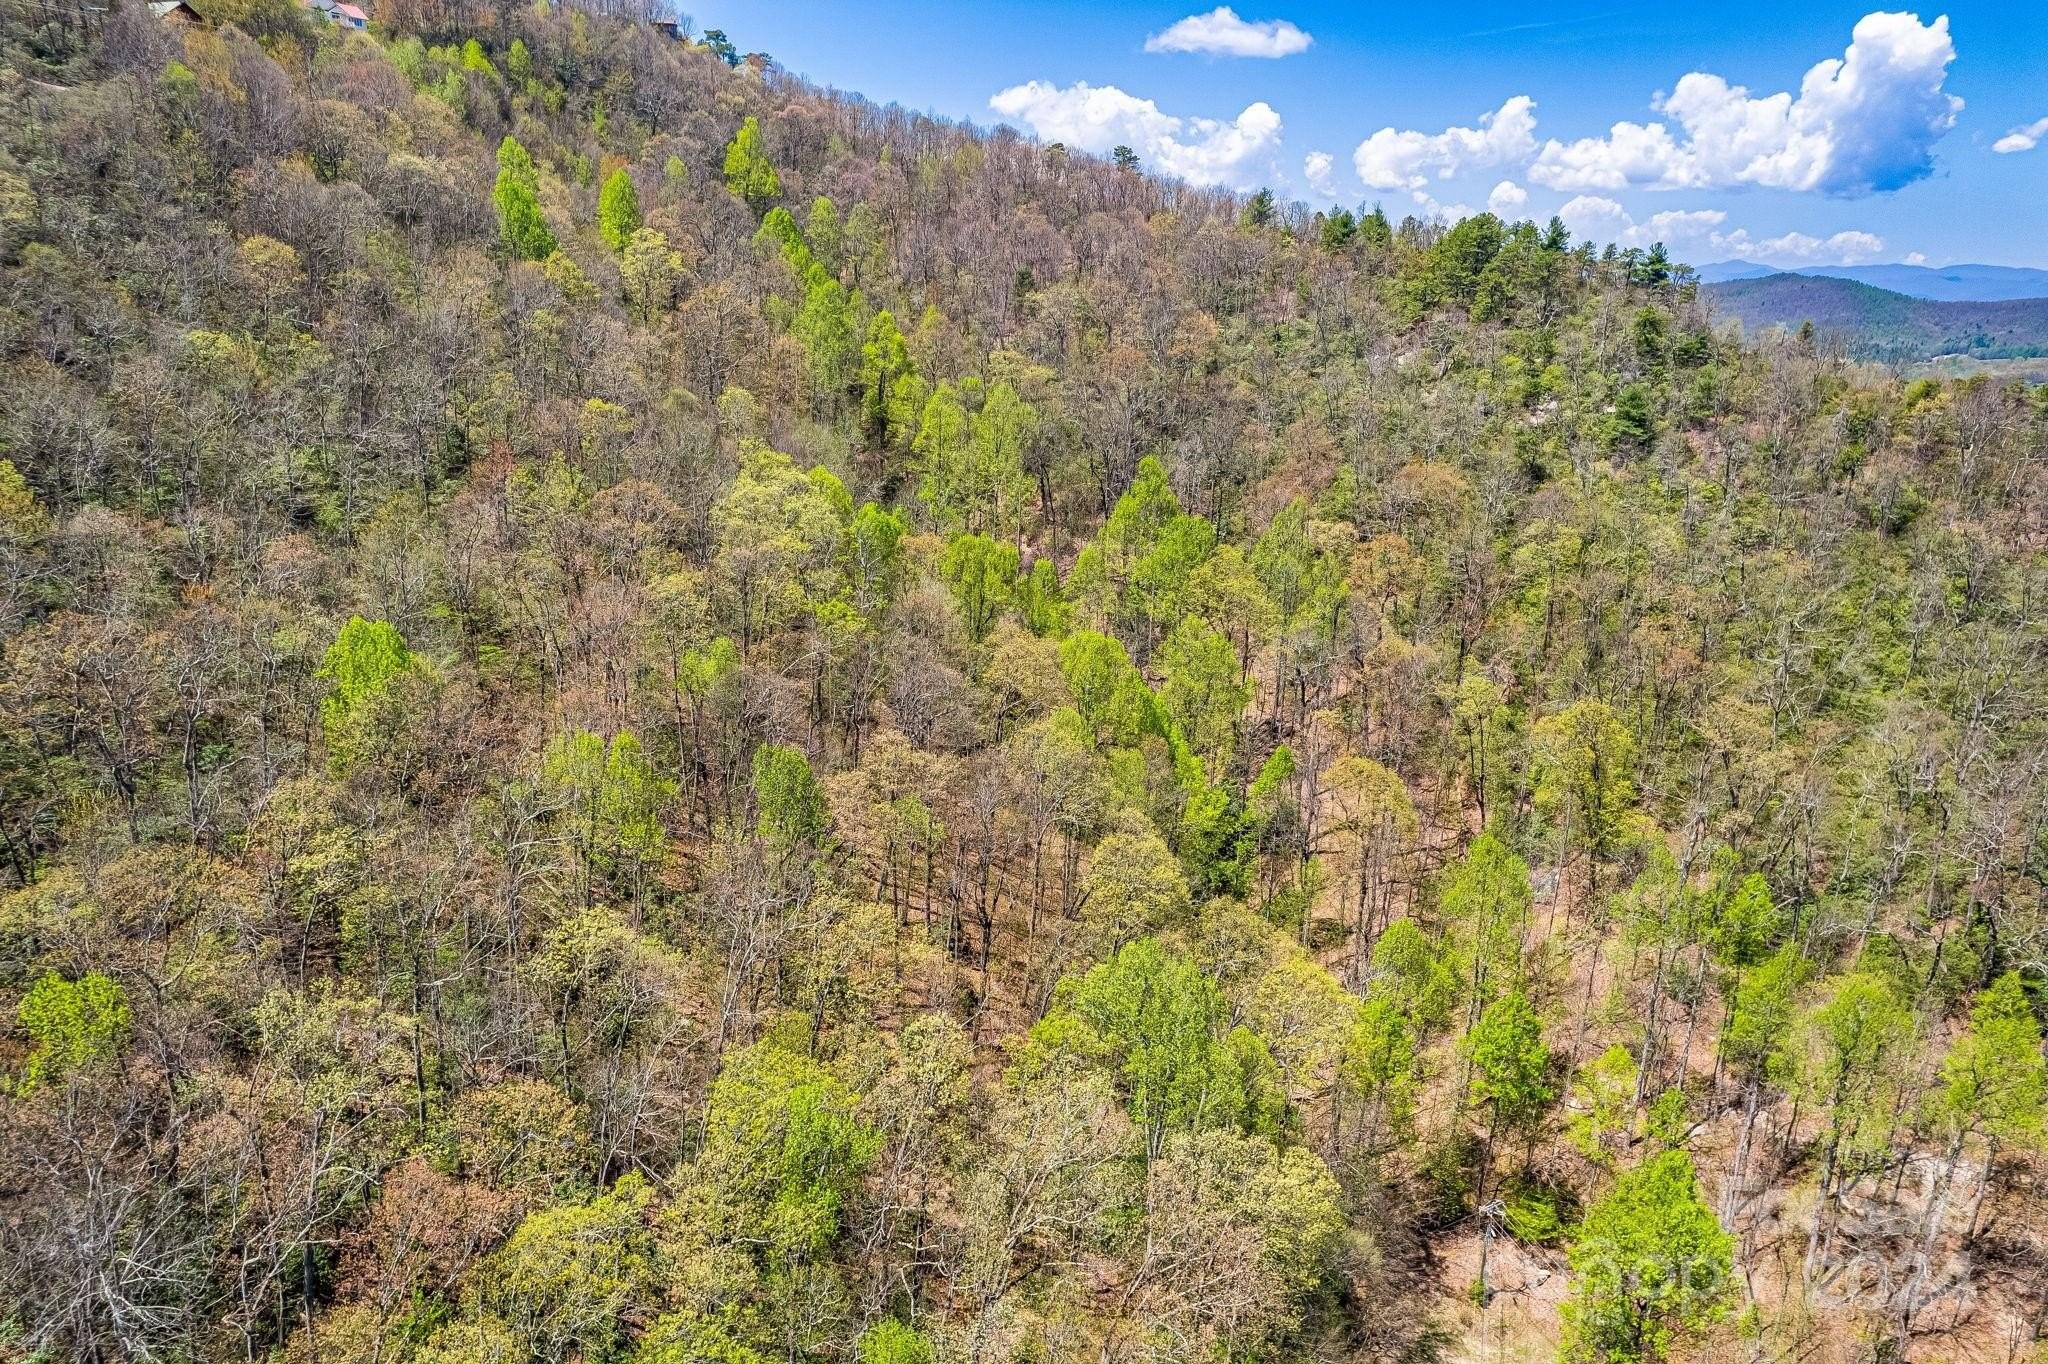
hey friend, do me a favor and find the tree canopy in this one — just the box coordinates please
[0,10,2043,1364]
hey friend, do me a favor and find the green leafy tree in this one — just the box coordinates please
[1100,455,1183,571]
[712,442,843,646]
[794,269,860,404]
[1368,918,1458,1036]
[1567,1044,1639,1165]
[1438,832,1532,1040]
[1723,946,1805,1083]
[1250,498,1343,720]
[1127,514,1217,650]
[1791,972,1916,1177]
[1561,1150,1735,1364]
[16,970,130,1094]
[597,167,642,252]
[1532,699,1639,867]
[1466,990,1552,1190]
[620,228,685,320]
[482,1173,658,1362]
[842,501,908,616]
[702,28,739,64]
[319,616,409,722]
[1633,242,1673,287]
[1157,616,1248,775]
[687,1034,880,1257]
[1711,872,1782,968]
[1407,212,1504,314]
[1935,970,2046,1158]
[1906,971,2046,1320]
[543,248,598,305]
[1141,1126,1347,1350]
[911,381,972,525]
[1057,630,1150,747]
[961,379,1039,537]
[1470,222,1553,322]
[1788,972,1916,1277]
[938,533,1019,643]
[1609,383,1657,451]
[756,204,805,264]
[458,38,497,78]
[494,136,556,261]
[858,1320,932,1364]
[319,616,419,773]
[804,196,845,274]
[753,742,830,857]
[756,209,860,404]
[1718,944,1808,1211]
[1469,991,1552,1126]
[1186,543,1277,677]
[1630,307,1669,375]
[541,729,674,895]
[657,1035,879,1361]
[1017,557,1070,637]
[858,310,921,449]
[637,1313,768,1364]
[723,115,781,212]
[1077,813,1191,955]
[1032,938,1283,1157]
[1359,204,1394,250]
[1339,997,1419,1152]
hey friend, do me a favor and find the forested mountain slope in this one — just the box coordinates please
[1703,274,2048,363]
[0,4,2045,1364]
[1696,260,2048,304]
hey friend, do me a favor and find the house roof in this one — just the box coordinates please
[148,0,199,18]
[333,2,366,17]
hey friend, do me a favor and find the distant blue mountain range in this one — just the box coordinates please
[1700,274,2048,363]
[1694,260,2048,303]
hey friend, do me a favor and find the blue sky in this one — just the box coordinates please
[689,2,2048,268]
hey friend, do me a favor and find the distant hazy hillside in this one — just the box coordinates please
[1696,258,2048,302]
[1702,273,2048,361]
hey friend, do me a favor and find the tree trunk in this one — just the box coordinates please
[1965,1134,1998,1240]
[1900,1126,1967,1333]
[1724,1076,1761,1222]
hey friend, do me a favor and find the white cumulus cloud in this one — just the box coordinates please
[989,81,1284,191]
[1353,97,1538,192]
[1741,228,1889,263]
[1993,116,2048,153]
[1557,194,1888,265]
[1487,180,1529,215]
[1408,189,1475,223]
[1531,11,1961,196]
[1144,6,1312,58]
[1304,150,1338,197]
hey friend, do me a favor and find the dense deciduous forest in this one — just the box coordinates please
[0,3,2044,1364]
